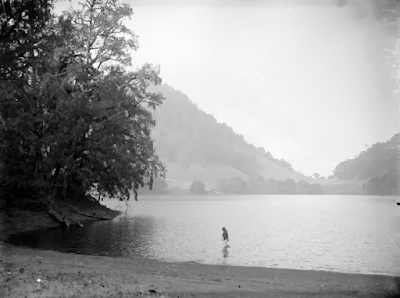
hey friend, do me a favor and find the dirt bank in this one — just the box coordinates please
[0,196,120,241]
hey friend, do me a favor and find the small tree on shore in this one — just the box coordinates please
[190,180,206,194]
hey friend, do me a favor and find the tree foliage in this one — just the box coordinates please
[333,133,399,180]
[64,0,138,69]
[190,179,206,194]
[0,0,53,77]
[365,171,399,195]
[333,133,399,195]
[218,176,321,195]
[0,0,165,203]
[138,177,168,194]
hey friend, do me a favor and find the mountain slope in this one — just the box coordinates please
[332,133,399,195]
[149,85,312,191]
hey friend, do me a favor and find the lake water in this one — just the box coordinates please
[6,195,400,276]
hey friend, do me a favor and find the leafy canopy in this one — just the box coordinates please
[0,0,165,202]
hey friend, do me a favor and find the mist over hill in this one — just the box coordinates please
[139,85,399,196]
[140,85,322,194]
[332,133,400,195]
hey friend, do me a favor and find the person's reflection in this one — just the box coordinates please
[222,246,229,261]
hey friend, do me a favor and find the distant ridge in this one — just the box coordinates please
[332,133,399,195]
[147,84,315,192]
[140,85,399,196]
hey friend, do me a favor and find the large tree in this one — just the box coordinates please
[0,0,53,77]
[0,0,165,203]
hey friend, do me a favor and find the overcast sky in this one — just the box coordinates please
[56,0,399,177]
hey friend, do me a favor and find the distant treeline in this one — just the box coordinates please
[334,133,399,195]
[140,176,321,195]
[217,176,322,195]
[362,172,399,196]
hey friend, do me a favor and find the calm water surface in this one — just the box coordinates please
[7,195,400,276]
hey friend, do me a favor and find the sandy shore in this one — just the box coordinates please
[1,202,399,298]
[1,241,399,298]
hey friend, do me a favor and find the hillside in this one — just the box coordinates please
[142,85,320,194]
[332,133,400,195]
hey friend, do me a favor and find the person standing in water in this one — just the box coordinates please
[222,227,229,248]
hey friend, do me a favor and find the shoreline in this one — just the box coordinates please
[2,238,399,278]
[1,205,399,297]
[1,242,399,298]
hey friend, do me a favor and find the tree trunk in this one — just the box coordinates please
[47,201,84,227]
[47,204,71,227]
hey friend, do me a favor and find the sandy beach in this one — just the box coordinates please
[0,202,399,298]
[1,239,399,297]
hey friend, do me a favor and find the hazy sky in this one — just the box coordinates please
[56,0,399,177]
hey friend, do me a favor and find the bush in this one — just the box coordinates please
[190,180,206,194]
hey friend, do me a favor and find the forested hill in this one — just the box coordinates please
[147,85,317,193]
[333,133,399,195]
